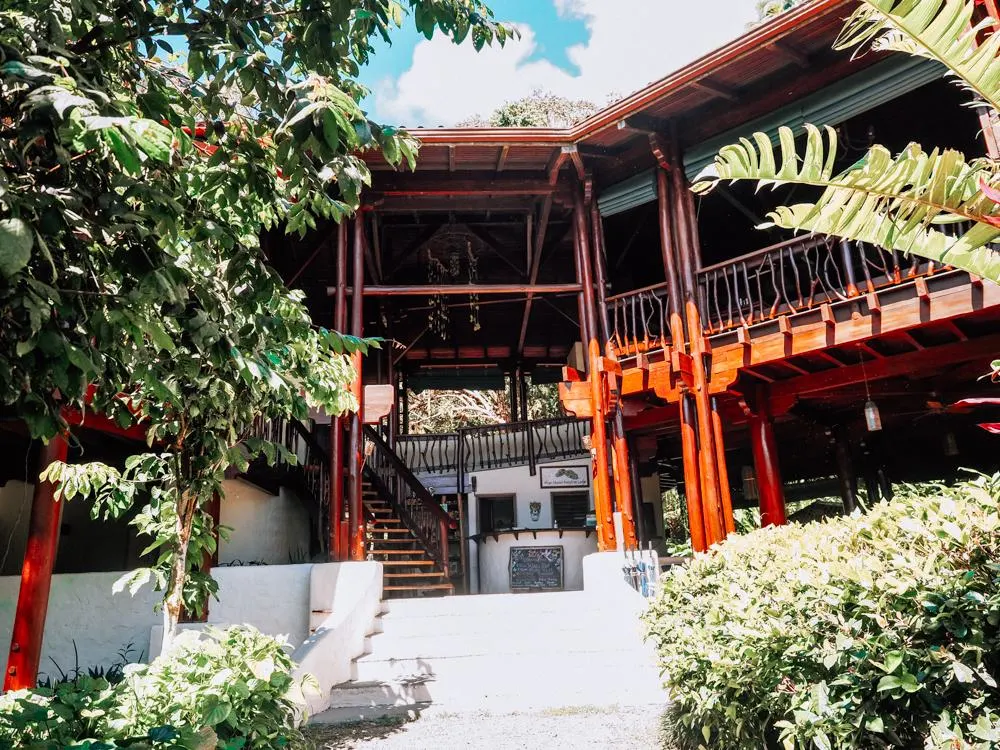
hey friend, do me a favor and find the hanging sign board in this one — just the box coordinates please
[509,546,564,592]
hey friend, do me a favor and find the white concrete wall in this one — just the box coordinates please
[467,457,594,592]
[293,561,383,715]
[469,457,594,531]
[218,479,311,565]
[476,530,598,594]
[0,564,314,683]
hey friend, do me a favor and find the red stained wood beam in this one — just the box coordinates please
[517,194,554,355]
[331,283,581,296]
[5,435,69,690]
[331,221,348,561]
[769,333,1000,406]
[347,217,366,562]
[749,391,787,527]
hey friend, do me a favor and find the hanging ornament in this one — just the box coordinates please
[466,240,480,332]
[859,344,881,432]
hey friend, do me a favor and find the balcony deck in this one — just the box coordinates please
[608,235,1000,410]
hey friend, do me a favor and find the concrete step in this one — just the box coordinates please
[364,624,649,657]
[326,676,435,709]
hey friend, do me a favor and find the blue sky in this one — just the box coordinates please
[359,0,761,127]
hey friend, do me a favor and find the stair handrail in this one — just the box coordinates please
[363,424,455,572]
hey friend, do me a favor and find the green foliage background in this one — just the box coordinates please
[645,476,1000,749]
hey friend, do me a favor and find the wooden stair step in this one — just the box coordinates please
[383,571,449,579]
[378,559,437,566]
[367,529,414,535]
[383,583,454,592]
[369,549,432,555]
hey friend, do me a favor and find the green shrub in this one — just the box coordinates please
[643,475,1000,750]
[0,626,312,750]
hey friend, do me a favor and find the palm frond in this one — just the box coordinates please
[693,124,1000,280]
[836,0,1000,112]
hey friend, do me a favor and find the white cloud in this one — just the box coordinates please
[374,0,760,127]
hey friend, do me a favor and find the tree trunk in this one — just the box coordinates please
[160,490,195,654]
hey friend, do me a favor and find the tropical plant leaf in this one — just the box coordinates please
[836,0,1000,112]
[693,124,1000,281]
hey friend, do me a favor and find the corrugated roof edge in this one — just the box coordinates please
[410,0,849,146]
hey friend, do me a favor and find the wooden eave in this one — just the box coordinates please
[372,0,854,179]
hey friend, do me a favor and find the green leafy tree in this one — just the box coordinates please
[458,89,597,127]
[2,0,513,645]
[697,0,1000,283]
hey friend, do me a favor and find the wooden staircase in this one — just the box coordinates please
[363,481,454,597]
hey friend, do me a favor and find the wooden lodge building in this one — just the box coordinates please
[4,0,1000,690]
[262,0,1000,587]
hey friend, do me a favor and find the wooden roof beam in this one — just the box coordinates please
[518,194,555,355]
[767,40,810,68]
[618,114,670,134]
[564,145,586,181]
[691,79,740,102]
[496,145,510,173]
[330,283,582,296]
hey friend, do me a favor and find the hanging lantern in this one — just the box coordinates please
[944,431,959,457]
[864,399,882,432]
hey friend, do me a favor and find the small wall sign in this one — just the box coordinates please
[539,465,589,489]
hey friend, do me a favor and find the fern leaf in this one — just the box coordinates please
[693,125,1000,282]
[837,0,1000,112]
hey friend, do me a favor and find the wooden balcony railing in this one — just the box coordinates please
[364,425,454,571]
[394,417,590,490]
[395,432,459,475]
[696,231,971,334]
[245,415,331,552]
[607,282,672,357]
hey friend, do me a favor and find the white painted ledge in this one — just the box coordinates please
[291,561,383,716]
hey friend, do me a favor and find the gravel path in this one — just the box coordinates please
[307,704,669,749]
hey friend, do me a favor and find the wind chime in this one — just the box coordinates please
[424,234,481,340]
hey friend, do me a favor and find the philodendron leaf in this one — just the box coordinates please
[0,218,33,277]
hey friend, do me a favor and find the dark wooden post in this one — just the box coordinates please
[834,426,858,514]
[748,389,786,527]
[386,345,397,449]
[330,221,348,561]
[5,435,69,691]
[839,239,859,297]
[669,139,729,545]
[573,185,616,551]
[401,371,410,435]
[590,200,637,550]
[347,216,366,561]
[517,368,529,422]
[656,166,707,552]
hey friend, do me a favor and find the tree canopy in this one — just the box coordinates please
[2,0,514,640]
[458,89,597,128]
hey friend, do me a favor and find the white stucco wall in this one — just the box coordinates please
[476,530,598,594]
[0,564,314,683]
[467,457,595,594]
[469,456,594,532]
[219,479,311,565]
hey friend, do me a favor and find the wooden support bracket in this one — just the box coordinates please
[676,352,695,389]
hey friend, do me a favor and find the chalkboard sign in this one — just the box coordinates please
[509,546,564,592]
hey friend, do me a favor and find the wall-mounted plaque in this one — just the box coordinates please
[539,465,589,489]
[509,546,564,592]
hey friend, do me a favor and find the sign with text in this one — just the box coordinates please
[539,465,589,489]
[509,545,564,592]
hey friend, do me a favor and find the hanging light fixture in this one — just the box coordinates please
[944,431,960,457]
[859,344,882,432]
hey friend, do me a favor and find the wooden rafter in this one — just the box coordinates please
[691,79,740,102]
[766,41,809,68]
[496,145,510,173]
[517,195,555,354]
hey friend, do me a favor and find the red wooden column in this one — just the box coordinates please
[330,221,348,561]
[655,166,707,552]
[573,186,616,552]
[589,200,637,550]
[5,435,69,691]
[711,397,736,535]
[748,388,786,527]
[347,216,367,561]
[669,139,730,546]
